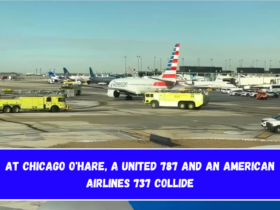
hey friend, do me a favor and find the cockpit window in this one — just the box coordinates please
[58,98,65,102]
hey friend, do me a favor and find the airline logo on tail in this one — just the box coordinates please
[48,71,56,78]
[89,67,96,78]
[153,43,180,87]
[63,68,71,77]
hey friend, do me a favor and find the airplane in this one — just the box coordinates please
[106,43,181,100]
[186,74,237,89]
[89,67,118,85]
[25,72,35,76]
[48,70,65,83]
[63,68,90,81]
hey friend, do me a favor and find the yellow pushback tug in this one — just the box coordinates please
[144,89,210,109]
[0,95,69,113]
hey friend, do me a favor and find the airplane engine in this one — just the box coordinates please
[113,90,120,98]
[107,90,120,98]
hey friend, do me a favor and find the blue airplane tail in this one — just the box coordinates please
[89,67,96,78]
[63,68,71,77]
[48,72,56,78]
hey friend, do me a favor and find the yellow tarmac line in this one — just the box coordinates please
[255,132,274,139]
[122,130,151,138]
[131,130,151,138]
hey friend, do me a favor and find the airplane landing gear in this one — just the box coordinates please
[126,95,132,100]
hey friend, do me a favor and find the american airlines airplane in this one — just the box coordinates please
[107,43,181,100]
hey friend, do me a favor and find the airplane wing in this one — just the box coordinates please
[151,77,177,83]
[176,83,218,89]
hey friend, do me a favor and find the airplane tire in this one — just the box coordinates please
[126,95,132,100]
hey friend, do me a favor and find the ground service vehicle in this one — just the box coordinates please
[230,90,242,96]
[221,88,231,93]
[261,114,280,128]
[250,92,258,98]
[143,90,209,109]
[266,121,280,134]
[241,90,255,97]
[0,95,69,113]
[266,92,279,98]
[256,93,268,100]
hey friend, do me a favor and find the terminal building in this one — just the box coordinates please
[179,66,223,74]
[178,66,223,76]
[268,68,280,74]
[236,68,265,74]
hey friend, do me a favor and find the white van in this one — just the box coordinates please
[221,88,231,93]
[270,85,280,92]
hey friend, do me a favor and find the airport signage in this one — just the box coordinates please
[0,149,279,200]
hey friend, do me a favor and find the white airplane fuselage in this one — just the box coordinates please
[69,75,90,81]
[107,78,173,97]
[192,81,236,88]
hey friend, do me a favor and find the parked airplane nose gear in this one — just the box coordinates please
[126,95,132,100]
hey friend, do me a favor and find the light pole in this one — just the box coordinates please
[229,59,231,70]
[256,60,258,68]
[140,57,142,71]
[124,56,127,75]
[270,60,272,68]
[137,56,140,71]
[182,58,184,66]
[160,58,161,72]
[154,57,156,71]
[211,58,213,67]
[264,61,266,70]
[241,59,243,67]
[253,60,254,68]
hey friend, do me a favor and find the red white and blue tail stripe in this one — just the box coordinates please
[160,43,180,81]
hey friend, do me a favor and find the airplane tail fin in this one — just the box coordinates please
[63,68,71,77]
[89,67,96,78]
[159,43,180,83]
[48,71,55,78]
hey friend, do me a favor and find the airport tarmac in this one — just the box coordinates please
[0,80,279,149]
